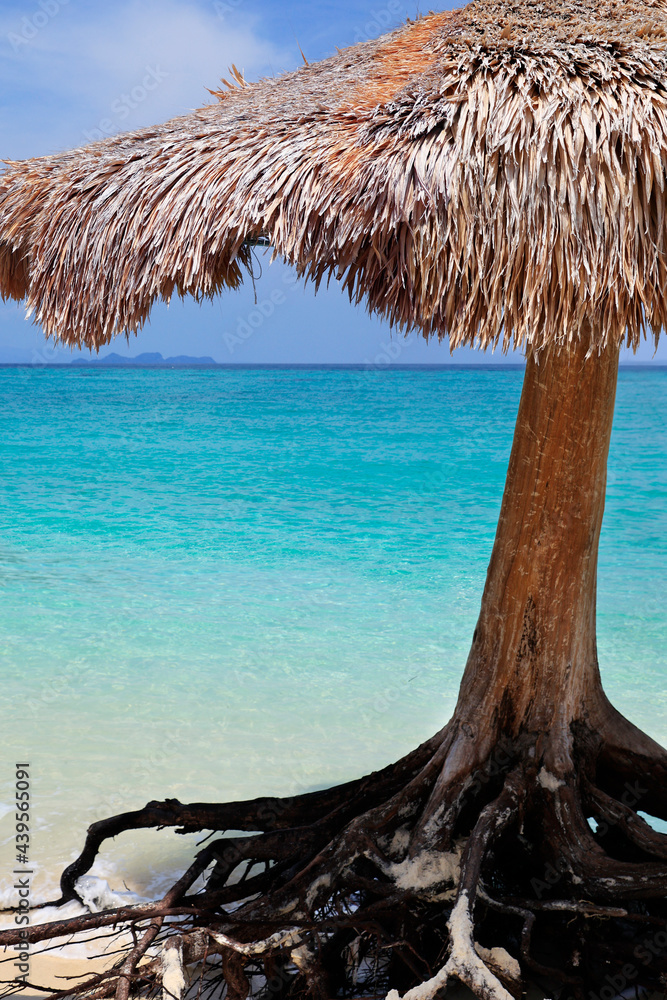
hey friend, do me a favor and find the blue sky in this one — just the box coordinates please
[0,0,665,364]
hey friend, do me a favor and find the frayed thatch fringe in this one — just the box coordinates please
[2,0,667,352]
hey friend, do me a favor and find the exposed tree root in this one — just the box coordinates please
[1,708,666,1000]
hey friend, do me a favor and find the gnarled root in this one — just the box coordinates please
[1,709,666,1000]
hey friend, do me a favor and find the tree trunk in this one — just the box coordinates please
[456,333,619,741]
[411,332,624,850]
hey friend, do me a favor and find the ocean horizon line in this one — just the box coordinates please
[1,361,666,370]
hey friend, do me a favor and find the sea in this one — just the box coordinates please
[0,364,665,908]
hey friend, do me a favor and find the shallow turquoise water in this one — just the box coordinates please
[0,366,664,897]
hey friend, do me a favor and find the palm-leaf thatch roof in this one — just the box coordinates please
[2,0,667,352]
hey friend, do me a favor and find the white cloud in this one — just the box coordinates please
[0,0,294,156]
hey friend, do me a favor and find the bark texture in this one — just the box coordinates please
[459,334,617,735]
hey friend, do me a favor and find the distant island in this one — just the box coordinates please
[71,352,217,366]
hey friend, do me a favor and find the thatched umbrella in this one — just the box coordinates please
[1,2,667,998]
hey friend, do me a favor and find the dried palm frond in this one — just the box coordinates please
[2,0,667,352]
